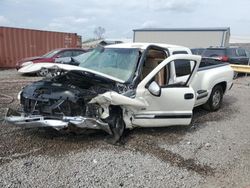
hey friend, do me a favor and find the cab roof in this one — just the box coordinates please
[106,42,190,51]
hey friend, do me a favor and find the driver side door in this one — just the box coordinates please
[132,54,201,127]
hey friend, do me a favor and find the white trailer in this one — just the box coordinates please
[133,28,230,48]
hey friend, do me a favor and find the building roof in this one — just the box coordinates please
[133,27,230,32]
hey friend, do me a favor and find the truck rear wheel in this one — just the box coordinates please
[203,85,223,111]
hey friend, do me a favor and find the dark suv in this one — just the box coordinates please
[202,47,250,65]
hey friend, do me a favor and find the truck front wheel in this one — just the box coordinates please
[203,85,223,111]
[105,106,125,144]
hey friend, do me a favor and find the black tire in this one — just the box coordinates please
[106,114,125,145]
[203,85,223,111]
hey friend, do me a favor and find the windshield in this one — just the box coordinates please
[79,47,139,81]
[42,49,60,58]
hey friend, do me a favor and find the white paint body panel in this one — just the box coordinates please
[191,65,234,107]
[132,54,201,127]
[132,87,195,127]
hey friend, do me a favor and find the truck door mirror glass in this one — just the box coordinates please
[148,81,161,96]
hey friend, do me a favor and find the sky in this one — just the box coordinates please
[0,0,250,41]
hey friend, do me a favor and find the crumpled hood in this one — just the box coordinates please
[18,62,125,83]
[21,70,120,102]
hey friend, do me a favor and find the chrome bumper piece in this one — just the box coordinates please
[5,108,112,135]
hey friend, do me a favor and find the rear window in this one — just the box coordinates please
[202,49,226,57]
[226,48,246,57]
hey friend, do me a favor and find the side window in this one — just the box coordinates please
[172,51,192,77]
[246,50,250,57]
[58,51,73,58]
[175,60,191,77]
[237,49,246,57]
[151,59,197,87]
[72,50,84,56]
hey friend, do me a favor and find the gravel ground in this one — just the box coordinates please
[0,69,249,188]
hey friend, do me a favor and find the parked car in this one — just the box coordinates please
[16,48,86,72]
[17,51,93,77]
[6,43,234,143]
[202,47,250,65]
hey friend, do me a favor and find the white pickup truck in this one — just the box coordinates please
[6,43,234,143]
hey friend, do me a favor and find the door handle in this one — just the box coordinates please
[184,93,194,100]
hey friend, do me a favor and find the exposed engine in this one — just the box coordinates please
[20,70,121,120]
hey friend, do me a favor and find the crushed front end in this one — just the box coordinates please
[5,70,124,135]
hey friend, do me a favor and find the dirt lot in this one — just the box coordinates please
[0,69,249,188]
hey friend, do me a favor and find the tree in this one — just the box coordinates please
[94,26,105,39]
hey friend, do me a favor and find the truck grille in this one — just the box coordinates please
[21,96,99,118]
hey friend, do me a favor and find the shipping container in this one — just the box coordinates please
[0,26,82,68]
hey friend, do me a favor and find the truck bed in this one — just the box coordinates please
[192,59,233,107]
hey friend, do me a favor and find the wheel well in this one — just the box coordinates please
[214,81,227,93]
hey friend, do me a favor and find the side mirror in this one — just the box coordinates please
[147,81,161,97]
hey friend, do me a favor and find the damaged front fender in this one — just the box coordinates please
[89,91,148,107]
[89,91,148,119]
